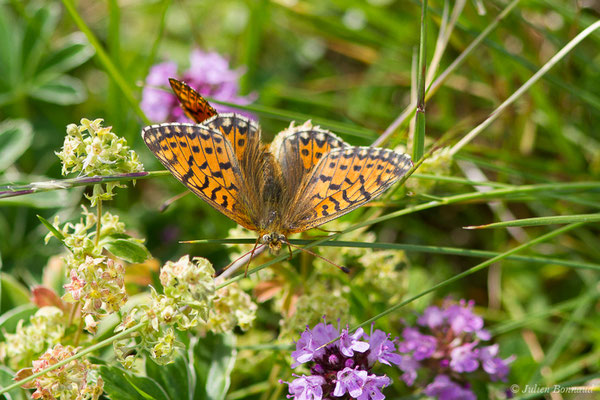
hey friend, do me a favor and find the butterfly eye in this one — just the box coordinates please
[261,234,271,243]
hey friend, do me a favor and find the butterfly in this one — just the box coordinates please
[142,78,413,253]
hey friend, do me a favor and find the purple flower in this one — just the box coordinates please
[444,300,490,340]
[339,327,370,358]
[291,323,338,367]
[398,327,437,360]
[140,62,178,122]
[282,374,326,400]
[450,342,480,373]
[396,299,514,395]
[397,354,420,386]
[333,368,368,398]
[141,49,255,123]
[366,330,402,367]
[479,344,514,381]
[418,305,445,329]
[357,375,391,400]
[284,322,398,400]
[424,375,476,400]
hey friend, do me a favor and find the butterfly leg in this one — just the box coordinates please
[244,236,262,277]
[286,240,293,260]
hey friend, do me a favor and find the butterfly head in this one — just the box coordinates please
[260,232,287,253]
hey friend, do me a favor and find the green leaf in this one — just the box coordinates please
[0,119,33,172]
[36,32,94,76]
[0,303,37,341]
[0,365,22,400]
[103,238,151,264]
[0,274,31,315]
[0,6,20,87]
[145,351,191,400]
[30,75,86,105]
[0,188,80,209]
[21,3,60,78]
[192,333,237,400]
[37,214,65,241]
[100,365,170,400]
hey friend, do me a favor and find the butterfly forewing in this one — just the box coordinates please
[287,146,412,232]
[142,123,258,231]
[169,78,218,123]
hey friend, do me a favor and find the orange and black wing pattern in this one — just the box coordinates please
[169,78,218,124]
[142,123,257,231]
[203,114,261,162]
[287,146,412,233]
[271,122,349,188]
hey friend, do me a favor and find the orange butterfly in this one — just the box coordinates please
[142,79,412,252]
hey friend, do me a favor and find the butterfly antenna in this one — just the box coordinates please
[285,240,350,274]
[159,191,190,212]
[314,227,342,234]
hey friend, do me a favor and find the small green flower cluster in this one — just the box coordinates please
[279,282,350,339]
[115,255,217,366]
[63,255,127,333]
[56,118,143,205]
[46,206,128,333]
[115,255,258,367]
[0,307,66,370]
[204,282,258,333]
[22,344,103,400]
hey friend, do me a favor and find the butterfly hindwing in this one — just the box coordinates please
[169,78,218,124]
[204,114,261,162]
[271,123,349,189]
[287,146,412,232]
[142,123,258,231]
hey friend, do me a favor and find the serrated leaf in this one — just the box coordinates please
[0,119,33,172]
[104,238,151,264]
[30,75,86,105]
[145,351,191,400]
[192,333,237,400]
[100,365,170,400]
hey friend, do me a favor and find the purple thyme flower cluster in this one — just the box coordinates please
[397,299,515,400]
[141,49,255,122]
[282,322,399,400]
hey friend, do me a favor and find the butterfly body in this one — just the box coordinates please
[142,79,413,253]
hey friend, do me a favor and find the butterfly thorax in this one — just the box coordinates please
[252,150,291,252]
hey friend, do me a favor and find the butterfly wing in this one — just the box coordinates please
[285,146,412,233]
[271,122,349,190]
[142,123,258,231]
[169,78,218,123]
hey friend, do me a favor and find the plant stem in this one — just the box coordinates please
[413,0,428,161]
[95,196,102,248]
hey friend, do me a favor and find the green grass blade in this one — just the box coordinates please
[465,213,600,229]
